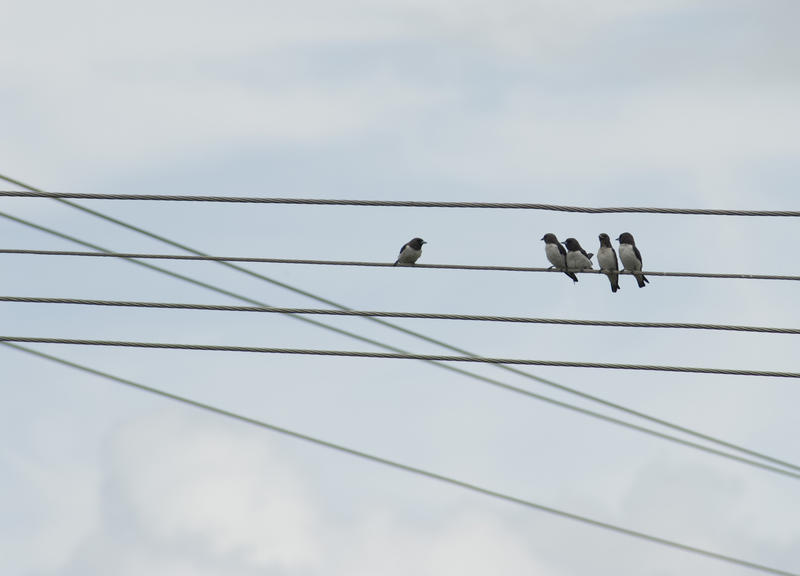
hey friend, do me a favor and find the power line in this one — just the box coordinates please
[8,211,800,483]
[2,248,798,281]
[2,219,799,478]
[1,190,798,217]
[3,336,800,379]
[2,174,798,476]
[3,296,799,335]
[3,341,797,576]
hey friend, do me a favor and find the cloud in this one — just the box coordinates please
[0,0,731,183]
[108,412,322,571]
[41,409,557,575]
[3,2,800,575]
[0,415,100,575]
[11,386,800,576]
[331,505,555,575]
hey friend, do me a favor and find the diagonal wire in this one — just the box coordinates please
[1,190,799,217]
[3,212,800,480]
[2,248,798,281]
[2,296,798,335]
[1,172,799,476]
[3,340,798,576]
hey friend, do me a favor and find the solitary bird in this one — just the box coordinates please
[394,237,426,266]
[541,233,578,282]
[564,238,594,274]
[597,233,620,293]
[617,232,649,288]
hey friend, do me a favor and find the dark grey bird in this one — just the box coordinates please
[597,233,620,293]
[617,232,649,287]
[394,237,426,266]
[564,238,594,274]
[541,233,578,282]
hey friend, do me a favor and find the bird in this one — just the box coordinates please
[597,233,620,293]
[564,238,594,275]
[617,232,649,287]
[541,233,578,282]
[394,237,426,266]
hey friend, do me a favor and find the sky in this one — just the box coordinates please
[2,1,800,574]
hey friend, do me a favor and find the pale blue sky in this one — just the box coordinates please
[2,1,800,575]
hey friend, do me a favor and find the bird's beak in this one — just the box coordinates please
[540,236,545,241]
[422,241,427,245]
[615,236,620,242]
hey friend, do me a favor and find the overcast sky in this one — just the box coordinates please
[2,1,800,575]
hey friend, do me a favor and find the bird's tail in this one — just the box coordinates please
[635,273,649,288]
[566,271,579,283]
[609,272,620,293]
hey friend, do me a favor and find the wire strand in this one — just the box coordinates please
[2,336,799,379]
[3,341,797,576]
[2,296,799,335]
[1,190,798,217]
[2,249,798,281]
[4,209,798,485]
[3,173,799,476]
[2,211,799,479]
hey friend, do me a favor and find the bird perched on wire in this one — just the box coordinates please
[564,238,594,276]
[597,233,620,293]
[617,232,649,288]
[394,237,427,266]
[541,233,578,282]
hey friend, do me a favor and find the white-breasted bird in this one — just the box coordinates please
[617,232,649,288]
[597,233,620,293]
[394,237,426,266]
[564,237,594,274]
[541,233,578,282]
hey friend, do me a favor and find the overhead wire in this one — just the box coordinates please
[2,296,798,335]
[2,173,799,476]
[3,340,798,576]
[2,248,798,281]
[3,336,800,380]
[1,190,799,217]
[8,209,800,483]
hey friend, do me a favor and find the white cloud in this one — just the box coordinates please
[110,412,321,570]
[39,410,557,575]
[0,413,101,574]
[0,0,719,183]
[9,395,800,576]
[3,2,800,575]
[393,0,696,58]
[334,506,555,575]
[426,511,553,574]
